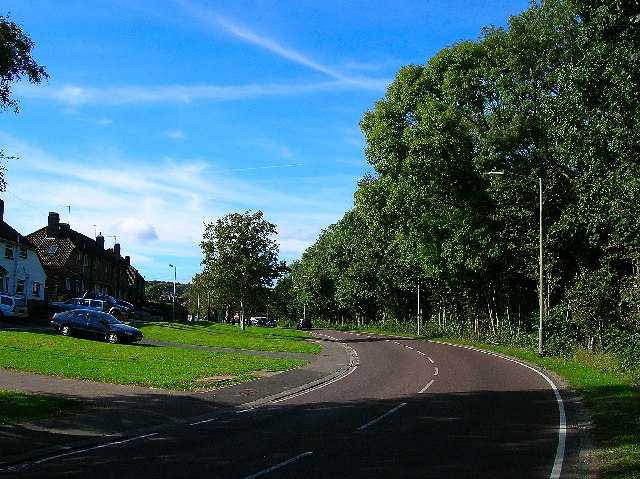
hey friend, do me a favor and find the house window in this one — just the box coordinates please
[4,247,13,260]
[32,282,41,297]
[75,280,81,293]
[84,255,89,267]
[105,264,109,273]
[16,279,25,295]
[95,259,100,270]
[19,248,27,259]
[65,278,71,291]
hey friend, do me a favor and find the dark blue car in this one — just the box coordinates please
[51,309,143,344]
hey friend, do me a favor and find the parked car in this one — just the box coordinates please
[267,319,277,327]
[49,297,90,312]
[82,292,123,317]
[51,309,143,344]
[0,294,28,319]
[297,318,312,330]
[115,299,134,316]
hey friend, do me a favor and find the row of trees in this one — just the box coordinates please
[188,0,639,364]
[281,0,640,359]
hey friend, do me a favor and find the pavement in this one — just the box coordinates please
[0,321,355,469]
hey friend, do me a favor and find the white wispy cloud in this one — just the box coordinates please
[0,132,349,275]
[163,129,186,139]
[14,79,377,106]
[177,1,391,90]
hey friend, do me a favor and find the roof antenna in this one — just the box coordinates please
[58,205,71,225]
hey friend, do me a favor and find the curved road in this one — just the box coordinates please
[2,331,582,478]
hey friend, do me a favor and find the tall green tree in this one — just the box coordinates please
[1,13,49,190]
[200,211,284,329]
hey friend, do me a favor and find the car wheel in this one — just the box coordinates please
[60,325,71,336]
[106,332,118,344]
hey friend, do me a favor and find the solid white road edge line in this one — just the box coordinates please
[438,341,567,479]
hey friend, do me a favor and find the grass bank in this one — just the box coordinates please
[138,321,321,354]
[0,329,309,390]
[0,322,321,424]
[0,390,80,426]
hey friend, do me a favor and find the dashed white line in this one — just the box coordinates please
[190,417,217,426]
[358,402,407,430]
[419,380,435,393]
[243,452,313,479]
[4,433,159,471]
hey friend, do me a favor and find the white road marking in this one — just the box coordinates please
[358,402,407,430]
[437,341,567,479]
[243,451,313,479]
[190,417,217,426]
[4,433,159,471]
[419,380,435,393]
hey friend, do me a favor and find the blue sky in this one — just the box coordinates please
[1,0,531,284]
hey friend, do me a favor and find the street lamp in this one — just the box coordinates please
[488,171,544,356]
[169,264,176,322]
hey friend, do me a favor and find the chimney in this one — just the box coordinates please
[125,255,130,266]
[114,243,121,257]
[96,233,105,249]
[47,212,60,238]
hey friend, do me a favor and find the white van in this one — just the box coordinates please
[0,294,28,319]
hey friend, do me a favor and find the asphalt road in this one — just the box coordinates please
[1,330,584,478]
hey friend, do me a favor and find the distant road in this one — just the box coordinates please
[5,331,581,478]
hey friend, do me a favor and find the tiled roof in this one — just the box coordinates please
[0,221,38,249]
[27,225,128,269]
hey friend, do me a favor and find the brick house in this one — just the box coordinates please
[27,211,145,303]
[0,200,46,304]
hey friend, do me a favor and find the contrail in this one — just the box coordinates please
[212,163,303,173]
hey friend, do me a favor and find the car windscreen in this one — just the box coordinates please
[98,314,120,324]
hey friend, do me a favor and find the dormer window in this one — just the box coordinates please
[48,245,58,254]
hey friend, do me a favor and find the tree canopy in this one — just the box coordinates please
[198,211,284,328]
[0,13,49,189]
[283,0,640,359]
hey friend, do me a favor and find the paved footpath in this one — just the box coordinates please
[0,323,354,469]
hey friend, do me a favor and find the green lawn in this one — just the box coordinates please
[138,321,322,354]
[0,328,310,390]
[0,323,320,425]
[0,389,80,426]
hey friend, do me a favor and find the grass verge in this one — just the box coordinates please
[138,321,321,354]
[0,390,80,426]
[0,329,308,390]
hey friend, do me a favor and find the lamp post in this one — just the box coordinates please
[488,171,544,356]
[169,264,176,322]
